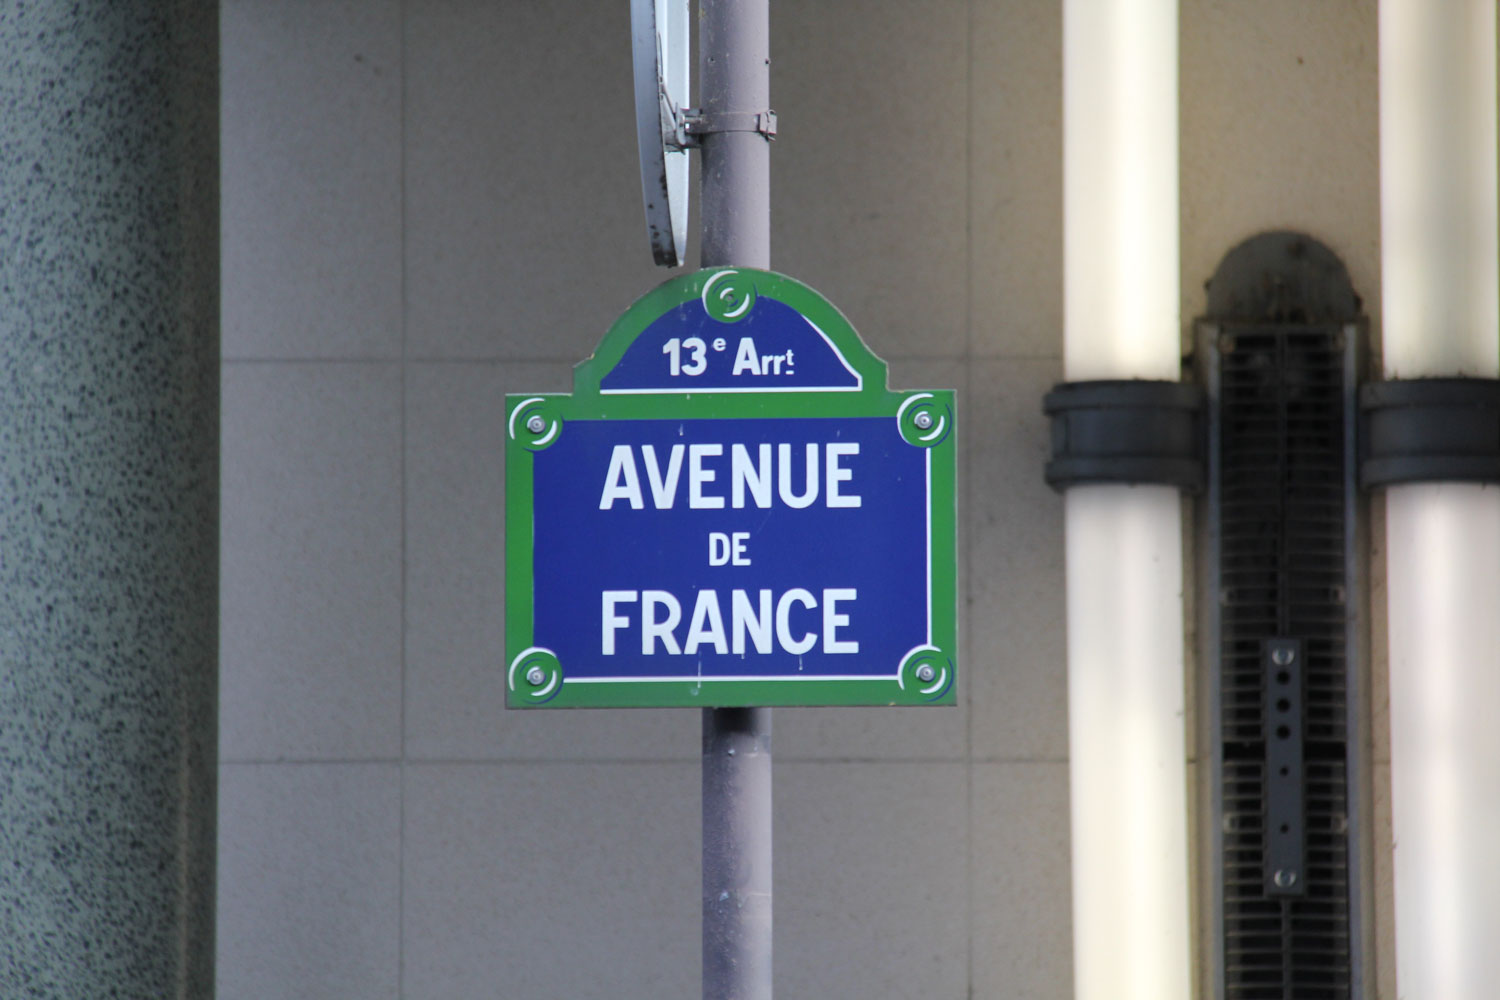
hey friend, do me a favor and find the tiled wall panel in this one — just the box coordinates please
[217,1,1387,996]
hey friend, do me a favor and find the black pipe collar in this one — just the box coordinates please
[1359,377,1500,489]
[1043,380,1205,493]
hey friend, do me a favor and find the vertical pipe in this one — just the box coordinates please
[1063,0,1180,383]
[700,0,771,271]
[1062,3,1192,1000]
[699,1,773,999]
[1379,4,1500,998]
[0,2,219,997]
[702,707,773,1000]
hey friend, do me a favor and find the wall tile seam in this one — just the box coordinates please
[398,0,410,988]
[399,758,701,769]
[220,759,406,768]
[391,750,1041,775]
[221,357,406,366]
[967,351,1064,363]
[393,755,978,767]
[970,755,1069,765]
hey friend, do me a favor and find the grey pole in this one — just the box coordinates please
[700,0,771,269]
[702,707,773,1000]
[0,3,219,997]
[699,0,773,998]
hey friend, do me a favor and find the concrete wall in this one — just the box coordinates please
[217,1,1389,997]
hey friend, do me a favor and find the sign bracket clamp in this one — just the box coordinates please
[669,108,780,150]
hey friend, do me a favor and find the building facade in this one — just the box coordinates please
[214,2,1390,997]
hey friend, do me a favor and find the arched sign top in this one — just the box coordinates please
[573,269,892,408]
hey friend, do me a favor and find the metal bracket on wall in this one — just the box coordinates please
[1359,378,1500,488]
[1042,380,1205,492]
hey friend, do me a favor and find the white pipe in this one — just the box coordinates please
[1063,3,1191,1000]
[1384,487,1500,997]
[1380,3,1500,998]
[1065,485,1191,1000]
[1064,0,1180,381]
[1379,0,1498,379]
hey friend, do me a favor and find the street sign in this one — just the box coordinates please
[505,268,956,708]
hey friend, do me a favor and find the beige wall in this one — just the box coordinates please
[217,1,1388,997]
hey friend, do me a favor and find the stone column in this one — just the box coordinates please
[0,3,218,997]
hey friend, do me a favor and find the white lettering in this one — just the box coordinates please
[599,446,644,510]
[775,589,818,655]
[708,532,751,566]
[708,532,731,566]
[641,590,682,654]
[777,443,819,508]
[602,443,859,510]
[688,443,724,509]
[601,590,637,654]
[641,445,684,508]
[825,443,861,508]
[681,337,707,375]
[732,589,773,654]
[731,443,772,508]
[609,587,856,655]
[732,337,762,375]
[684,590,728,654]
[822,588,858,653]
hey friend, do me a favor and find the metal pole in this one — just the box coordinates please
[702,707,773,1000]
[699,0,772,997]
[700,0,771,270]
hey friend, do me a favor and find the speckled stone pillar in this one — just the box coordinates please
[0,3,218,997]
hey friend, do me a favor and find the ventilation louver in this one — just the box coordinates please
[1200,232,1367,1000]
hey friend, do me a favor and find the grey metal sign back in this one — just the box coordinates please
[631,0,690,267]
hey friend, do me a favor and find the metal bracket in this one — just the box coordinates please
[1263,638,1307,899]
[668,108,778,149]
[1358,377,1500,488]
[1042,380,1205,493]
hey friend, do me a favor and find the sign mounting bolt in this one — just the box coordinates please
[526,415,546,434]
[914,411,933,430]
[525,665,546,686]
[915,664,936,683]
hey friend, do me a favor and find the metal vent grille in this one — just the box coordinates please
[1212,325,1356,1000]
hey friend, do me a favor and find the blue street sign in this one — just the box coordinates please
[505,268,956,708]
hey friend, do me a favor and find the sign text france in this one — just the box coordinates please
[505,269,956,707]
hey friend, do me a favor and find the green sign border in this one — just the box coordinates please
[505,268,956,708]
